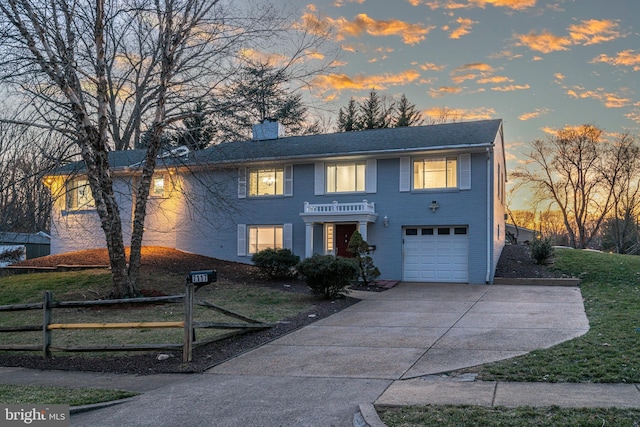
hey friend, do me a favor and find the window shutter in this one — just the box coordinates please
[399,157,410,192]
[284,165,293,197]
[459,153,471,190]
[314,162,325,195]
[366,159,377,194]
[238,168,247,198]
[283,223,293,250]
[237,224,247,256]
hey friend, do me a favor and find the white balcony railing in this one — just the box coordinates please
[303,200,375,214]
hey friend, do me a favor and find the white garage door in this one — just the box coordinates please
[403,226,468,282]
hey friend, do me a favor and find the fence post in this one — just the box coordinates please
[183,283,194,362]
[42,291,52,359]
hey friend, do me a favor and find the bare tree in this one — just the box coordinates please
[0,0,334,297]
[511,125,616,249]
[600,133,640,253]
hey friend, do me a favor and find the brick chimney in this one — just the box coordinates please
[252,118,285,141]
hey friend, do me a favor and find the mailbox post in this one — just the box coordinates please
[183,270,217,362]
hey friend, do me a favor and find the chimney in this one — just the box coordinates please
[252,118,285,141]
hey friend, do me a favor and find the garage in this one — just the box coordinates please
[402,226,469,282]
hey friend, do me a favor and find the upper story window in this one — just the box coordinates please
[326,162,366,193]
[66,178,95,210]
[413,157,457,189]
[249,168,284,197]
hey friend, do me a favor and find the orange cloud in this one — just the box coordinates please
[425,0,534,9]
[429,86,464,98]
[468,0,536,9]
[319,13,435,45]
[566,87,631,108]
[334,0,365,6]
[569,19,621,45]
[312,70,421,94]
[591,49,640,71]
[423,106,497,120]
[491,84,530,91]
[514,30,571,53]
[449,17,477,39]
[477,76,513,84]
[518,108,551,121]
[419,62,446,71]
[625,110,640,124]
[451,73,477,84]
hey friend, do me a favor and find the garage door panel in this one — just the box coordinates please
[403,226,468,283]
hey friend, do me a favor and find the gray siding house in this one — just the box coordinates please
[48,119,507,284]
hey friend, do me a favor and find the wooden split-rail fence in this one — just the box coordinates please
[0,283,273,362]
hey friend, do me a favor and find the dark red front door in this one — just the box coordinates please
[335,224,357,257]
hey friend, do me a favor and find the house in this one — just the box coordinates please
[506,223,538,245]
[46,119,507,284]
[0,231,51,261]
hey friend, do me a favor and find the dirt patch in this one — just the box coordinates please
[494,244,563,279]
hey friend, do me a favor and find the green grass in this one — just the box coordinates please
[379,405,640,427]
[478,248,640,383]
[0,384,137,406]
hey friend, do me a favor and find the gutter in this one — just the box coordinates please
[486,147,492,284]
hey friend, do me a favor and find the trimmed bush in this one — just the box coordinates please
[347,230,381,286]
[530,237,554,265]
[251,248,300,279]
[296,254,357,299]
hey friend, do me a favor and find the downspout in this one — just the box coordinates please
[486,147,492,284]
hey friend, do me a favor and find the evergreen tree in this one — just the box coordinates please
[172,101,216,150]
[359,90,394,130]
[336,98,360,132]
[394,94,423,127]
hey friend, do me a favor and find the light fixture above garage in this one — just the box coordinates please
[429,200,439,212]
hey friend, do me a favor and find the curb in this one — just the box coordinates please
[70,396,138,415]
[354,403,387,427]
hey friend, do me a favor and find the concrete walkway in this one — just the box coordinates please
[3,282,626,427]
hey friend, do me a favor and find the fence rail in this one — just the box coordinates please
[0,284,273,362]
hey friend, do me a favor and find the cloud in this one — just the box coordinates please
[425,0,535,10]
[514,19,624,54]
[422,106,497,120]
[566,87,631,108]
[518,108,551,121]
[313,13,436,45]
[448,17,477,39]
[428,86,464,98]
[312,70,421,95]
[514,30,571,53]
[591,49,640,71]
[477,76,513,84]
[488,50,523,60]
[491,84,531,91]
[419,62,446,71]
[334,0,365,6]
[625,110,640,124]
[568,19,622,45]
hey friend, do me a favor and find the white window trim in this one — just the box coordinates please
[238,223,293,256]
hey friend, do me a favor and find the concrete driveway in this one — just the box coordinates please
[71,283,589,427]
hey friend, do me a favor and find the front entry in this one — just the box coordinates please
[335,223,357,257]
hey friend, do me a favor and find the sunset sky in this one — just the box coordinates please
[295,0,640,209]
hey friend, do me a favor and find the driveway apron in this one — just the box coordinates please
[71,283,589,427]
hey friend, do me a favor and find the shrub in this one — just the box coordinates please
[530,237,554,265]
[347,230,380,286]
[251,248,300,279]
[0,246,26,266]
[296,254,357,299]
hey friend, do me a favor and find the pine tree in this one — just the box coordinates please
[359,90,394,130]
[336,98,360,132]
[394,94,423,127]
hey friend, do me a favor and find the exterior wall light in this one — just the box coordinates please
[383,215,389,227]
[429,200,439,212]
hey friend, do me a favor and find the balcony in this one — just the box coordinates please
[300,200,378,223]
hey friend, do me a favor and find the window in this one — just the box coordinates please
[326,162,365,193]
[151,176,166,197]
[249,168,284,196]
[413,157,457,189]
[66,178,95,210]
[248,226,283,254]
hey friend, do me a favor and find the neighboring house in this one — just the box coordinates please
[505,223,538,245]
[46,119,507,284]
[0,231,51,261]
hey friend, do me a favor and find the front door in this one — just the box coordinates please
[335,223,357,257]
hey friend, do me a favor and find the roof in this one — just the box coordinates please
[55,119,503,173]
[0,231,51,245]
